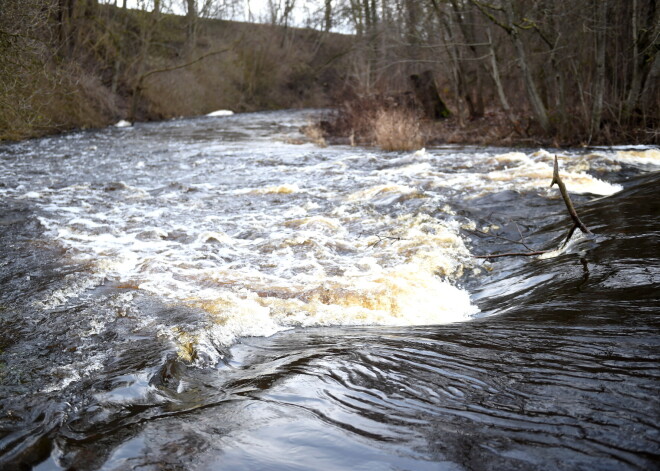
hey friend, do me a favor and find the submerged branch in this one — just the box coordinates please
[474,250,552,259]
[466,224,537,251]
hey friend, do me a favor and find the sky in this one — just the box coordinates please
[121,0,321,27]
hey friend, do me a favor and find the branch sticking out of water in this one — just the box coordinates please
[474,156,592,260]
[550,155,592,248]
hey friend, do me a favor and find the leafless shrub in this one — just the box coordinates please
[319,92,427,150]
[373,108,424,151]
[301,122,327,147]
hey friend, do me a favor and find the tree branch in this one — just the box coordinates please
[474,250,552,259]
[469,0,511,34]
[473,156,593,259]
[139,46,234,83]
[550,155,592,241]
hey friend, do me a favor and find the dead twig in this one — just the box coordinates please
[367,234,405,248]
[550,155,592,247]
[514,221,534,251]
[474,249,552,259]
[465,221,538,251]
[465,227,519,245]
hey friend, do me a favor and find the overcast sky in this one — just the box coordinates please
[121,0,322,27]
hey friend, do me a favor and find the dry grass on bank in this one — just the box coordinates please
[425,111,526,146]
[315,92,660,148]
[310,94,429,151]
[312,92,573,149]
[373,109,424,151]
[0,4,353,141]
[0,61,120,141]
[301,121,328,147]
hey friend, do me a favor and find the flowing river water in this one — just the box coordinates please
[0,110,658,470]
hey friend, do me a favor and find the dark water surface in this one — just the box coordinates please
[0,111,658,470]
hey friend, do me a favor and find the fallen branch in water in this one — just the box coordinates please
[474,155,591,260]
[468,224,554,258]
[550,155,592,247]
[474,250,551,259]
[467,221,541,250]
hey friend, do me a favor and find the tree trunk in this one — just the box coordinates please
[590,0,608,140]
[502,0,550,133]
[370,0,378,27]
[625,0,659,121]
[487,31,510,113]
[410,70,451,120]
[639,52,660,122]
[432,1,471,121]
[130,0,161,120]
[58,0,77,57]
[280,0,296,47]
[487,28,522,133]
[449,0,484,119]
[349,0,364,36]
[405,0,418,44]
[185,0,197,57]
[362,0,372,34]
[324,0,332,32]
[624,0,641,119]
[545,0,567,134]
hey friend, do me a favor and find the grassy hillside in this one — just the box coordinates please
[0,4,352,141]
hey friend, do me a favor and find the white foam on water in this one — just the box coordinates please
[612,149,660,167]
[419,150,622,197]
[592,144,654,150]
[233,183,301,195]
[347,184,417,201]
[206,110,234,117]
[29,175,479,362]
[19,191,44,199]
[41,352,107,393]
[9,136,642,366]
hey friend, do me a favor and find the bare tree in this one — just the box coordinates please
[184,0,198,56]
[475,0,550,132]
[324,0,333,31]
[589,0,608,141]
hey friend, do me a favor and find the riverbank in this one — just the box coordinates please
[0,4,352,141]
[2,2,657,147]
[304,102,659,150]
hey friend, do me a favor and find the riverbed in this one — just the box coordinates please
[0,110,658,470]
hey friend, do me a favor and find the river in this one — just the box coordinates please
[0,110,658,470]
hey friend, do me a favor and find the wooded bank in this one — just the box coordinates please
[0,1,352,140]
[315,0,658,148]
[1,1,658,146]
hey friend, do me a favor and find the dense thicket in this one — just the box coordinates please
[328,0,659,145]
